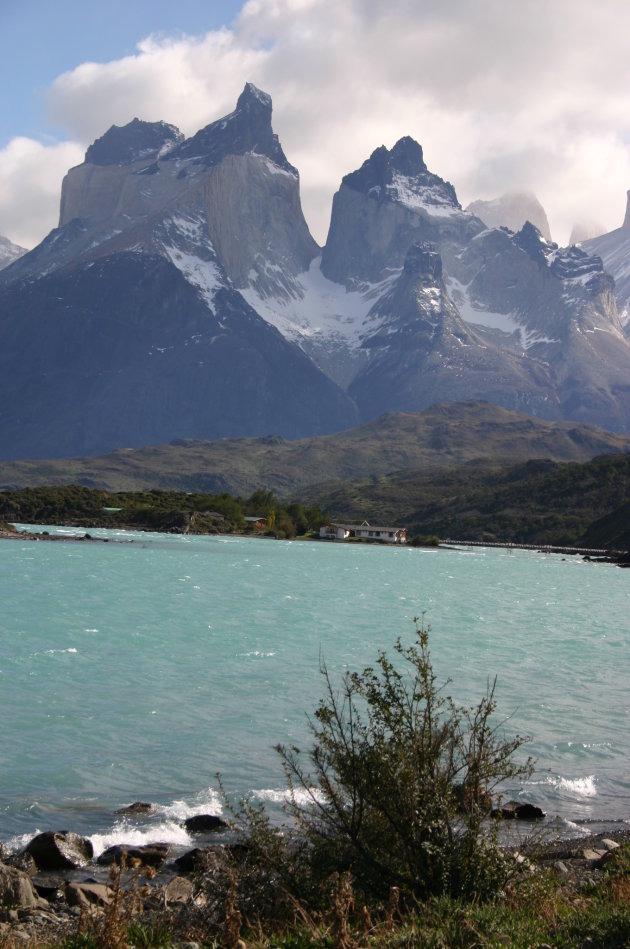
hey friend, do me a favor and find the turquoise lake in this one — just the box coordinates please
[1,527,628,854]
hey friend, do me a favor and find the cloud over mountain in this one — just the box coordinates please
[1,0,629,248]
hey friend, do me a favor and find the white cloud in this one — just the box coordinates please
[1,0,630,248]
[0,138,83,248]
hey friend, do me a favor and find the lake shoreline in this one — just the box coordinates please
[2,522,625,562]
[2,820,630,946]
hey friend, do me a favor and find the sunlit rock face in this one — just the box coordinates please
[582,191,630,334]
[1,85,630,463]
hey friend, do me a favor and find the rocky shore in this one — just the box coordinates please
[1,812,629,947]
[0,523,104,544]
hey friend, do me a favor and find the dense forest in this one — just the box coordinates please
[304,453,630,549]
[2,452,630,551]
[0,485,325,540]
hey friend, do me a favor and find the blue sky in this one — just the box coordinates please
[1,0,629,249]
[0,0,241,145]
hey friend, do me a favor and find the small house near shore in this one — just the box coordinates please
[320,520,407,544]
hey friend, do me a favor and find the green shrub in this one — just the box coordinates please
[277,619,533,904]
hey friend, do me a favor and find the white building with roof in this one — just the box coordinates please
[319,520,407,544]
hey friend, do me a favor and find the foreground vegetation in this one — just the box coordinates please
[3,626,629,947]
[7,848,628,948]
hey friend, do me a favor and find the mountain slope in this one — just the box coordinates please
[2,401,629,497]
[582,191,630,330]
[0,252,357,460]
[318,139,630,429]
[303,453,630,549]
[0,85,357,459]
[2,85,630,462]
[0,235,27,270]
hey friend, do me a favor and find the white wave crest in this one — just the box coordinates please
[5,830,43,854]
[154,787,223,822]
[542,774,597,797]
[558,775,597,797]
[90,820,191,859]
[562,818,591,834]
[255,787,326,806]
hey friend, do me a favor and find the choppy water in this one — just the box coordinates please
[1,527,628,854]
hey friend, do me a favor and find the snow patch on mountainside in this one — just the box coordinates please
[241,256,396,348]
[162,247,222,306]
[447,276,560,349]
[255,154,298,178]
[158,211,223,306]
[417,286,442,312]
[386,173,463,217]
[583,227,630,327]
[0,235,27,270]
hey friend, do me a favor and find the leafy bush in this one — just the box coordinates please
[277,620,533,903]
[214,620,533,945]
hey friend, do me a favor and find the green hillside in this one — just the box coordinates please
[2,401,630,496]
[305,453,630,549]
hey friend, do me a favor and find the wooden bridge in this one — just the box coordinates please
[442,539,609,556]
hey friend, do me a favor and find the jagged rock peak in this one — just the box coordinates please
[341,136,460,211]
[623,189,630,230]
[343,137,426,192]
[513,221,552,264]
[85,119,183,166]
[170,82,295,174]
[513,222,611,292]
[403,242,443,281]
[236,82,272,114]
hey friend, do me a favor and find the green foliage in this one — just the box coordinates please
[307,453,630,549]
[126,922,173,948]
[0,485,324,540]
[409,534,440,547]
[205,627,531,947]
[277,620,533,904]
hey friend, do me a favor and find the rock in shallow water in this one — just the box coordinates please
[115,801,154,816]
[184,814,227,834]
[25,831,93,871]
[97,843,170,868]
[492,800,545,820]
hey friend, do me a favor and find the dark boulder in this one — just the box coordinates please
[493,800,545,820]
[184,814,227,834]
[25,831,93,871]
[97,843,169,868]
[171,847,216,874]
[115,802,154,816]
[32,875,66,902]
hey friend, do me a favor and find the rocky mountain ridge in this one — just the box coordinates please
[1,83,630,460]
[582,190,630,329]
[0,235,27,270]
